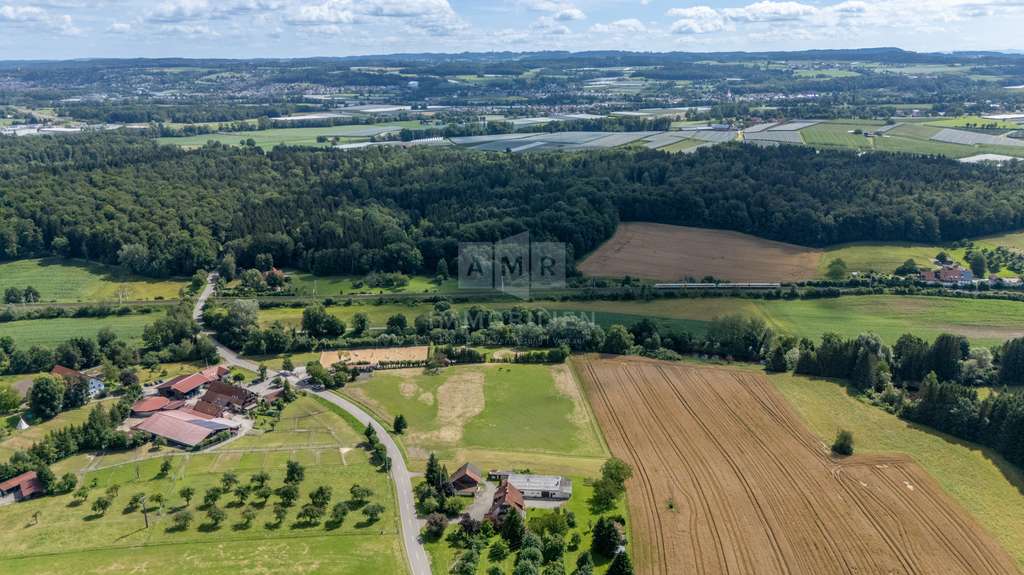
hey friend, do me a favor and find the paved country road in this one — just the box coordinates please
[193,275,431,575]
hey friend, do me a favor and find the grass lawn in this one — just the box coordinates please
[2,312,156,348]
[231,396,363,450]
[0,399,116,461]
[770,371,1024,568]
[818,242,967,276]
[800,121,881,150]
[0,395,404,574]
[926,115,1023,129]
[157,122,423,150]
[0,258,186,303]
[258,301,438,331]
[520,295,1024,346]
[977,229,1024,252]
[341,363,608,472]
[285,271,455,297]
[757,295,1024,346]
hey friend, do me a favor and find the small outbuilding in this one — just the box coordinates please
[0,471,44,505]
[449,463,483,496]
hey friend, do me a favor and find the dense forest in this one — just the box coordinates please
[3,134,1024,278]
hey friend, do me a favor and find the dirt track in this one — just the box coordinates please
[578,222,821,282]
[578,356,1020,575]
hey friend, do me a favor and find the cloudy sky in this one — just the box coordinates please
[0,0,1021,59]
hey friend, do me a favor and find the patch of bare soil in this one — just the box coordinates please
[413,371,485,445]
[579,222,821,282]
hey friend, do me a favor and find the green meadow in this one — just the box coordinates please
[0,396,404,575]
[818,242,968,276]
[771,371,1024,568]
[157,122,423,150]
[0,258,186,303]
[341,363,608,473]
[1,313,156,348]
[284,271,456,297]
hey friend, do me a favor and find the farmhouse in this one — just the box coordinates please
[488,471,573,500]
[484,480,525,525]
[199,381,259,414]
[920,264,974,286]
[51,365,105,397]
[132,409,239,448]
[449,463,483,496]
[0,471,44,505]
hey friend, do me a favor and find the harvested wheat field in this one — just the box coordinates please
[577,356,1019,575]
[578,222,821,282]
[320,346,429,367]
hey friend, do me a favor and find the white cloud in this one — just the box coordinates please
[668,6,729,33]
[148,0,281,23]
[0,4,78,34]
[723,1,818,22]
[590,18,647,33]
[285,1,354,25]
[533,15,571,34]
[554,7,585,20]
[521,0,585,19]
[106,20,131,33]
[284,0,463,35]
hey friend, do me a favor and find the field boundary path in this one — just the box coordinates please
[193,274,430,575]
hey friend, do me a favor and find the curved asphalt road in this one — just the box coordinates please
[193,275,430,575]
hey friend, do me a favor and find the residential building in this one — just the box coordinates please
[51,365,105,397]
[920,264,974,286]
[484,480,525,525]
[199,381,258,414]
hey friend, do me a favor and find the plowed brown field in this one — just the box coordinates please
[578,222,821,282]
[577,356,1020,575]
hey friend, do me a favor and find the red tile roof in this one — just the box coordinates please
[161,373,212,395]
[51,365,86,380]
[201,365,230,379]
[131,396,170,414]
[487,480,525,520]
[0,471,43,498]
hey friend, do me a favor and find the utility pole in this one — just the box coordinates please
[141,495,149,529]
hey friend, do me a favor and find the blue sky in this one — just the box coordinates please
[0,0,1022,59]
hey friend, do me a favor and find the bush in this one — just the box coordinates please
[831,429,854,456]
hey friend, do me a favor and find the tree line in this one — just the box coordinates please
[5,134,1024,279]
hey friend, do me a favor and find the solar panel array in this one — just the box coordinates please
[931,128,1024,147]
[744,131,804,144]
[770,120,821,131]
[679,130,738,143]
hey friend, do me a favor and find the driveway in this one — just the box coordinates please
[192,275,431,575]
